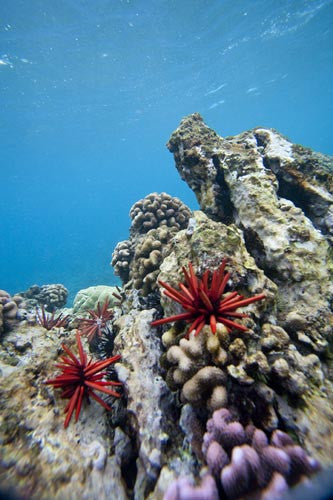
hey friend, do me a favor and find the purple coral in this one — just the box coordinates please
[164,474,219,500]
[202,408,320,499]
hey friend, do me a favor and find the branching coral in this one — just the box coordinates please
[202,408,320,499]
[164,474,219,500]
[45,331,122,428]
[152,259,265,338]
[164,327,229,410]
[165,407,321,500]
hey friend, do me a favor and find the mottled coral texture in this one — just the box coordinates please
[162,114,333,456]
[20,283,68,312]
[203,408,319,498]
[159,114,333,498]
[167,113,333,348]
[129,192,191,235]
[0,289,28,332]
[165,408,320,500]
[111,192,192,296]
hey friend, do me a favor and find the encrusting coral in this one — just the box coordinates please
[45,331,122,428]
[151,258,265,338]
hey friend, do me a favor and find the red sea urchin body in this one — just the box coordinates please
[77,298,114,342]
[151,259,265,338]
[45,331,121,428]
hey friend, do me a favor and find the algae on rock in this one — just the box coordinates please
[167,113,333,350]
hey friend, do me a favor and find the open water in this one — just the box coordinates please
[1,0,332,303]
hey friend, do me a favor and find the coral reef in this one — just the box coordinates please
[129,192,191,236]
[155,212,284,421]
[167,113,333,349]
[160,113,333,463]
[0,289,28,333]
[20,283,68,312]
[0,323,127,500]
[111,193,192,297]
[73,285,120,315]
[1,115,333,500]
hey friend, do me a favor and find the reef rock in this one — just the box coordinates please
[113,310,200,500]
[167,113,333,349]
[0,323,127,499]
[2,114,333,500]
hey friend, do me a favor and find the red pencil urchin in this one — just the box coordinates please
[45,331,122,428]
[36,305,70,330]
[151,258,265,338]
[77,298,114,342]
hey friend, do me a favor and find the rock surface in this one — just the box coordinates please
[167,113,333,349]
[0,324,127,500]
[1,114,333,499]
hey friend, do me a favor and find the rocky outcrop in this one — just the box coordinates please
[154,210,333,455]
[1,114,333,500]
[167,113,333,351]
[0,312,198,500]
[113,310,198,499]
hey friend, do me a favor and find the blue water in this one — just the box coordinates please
[1,0,332,304]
